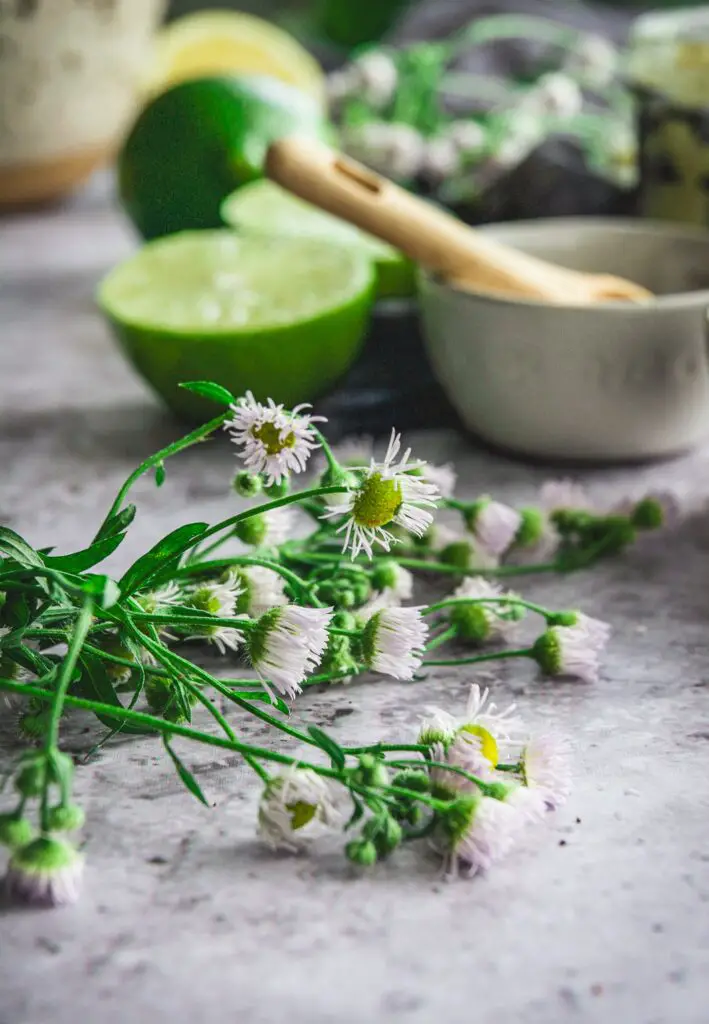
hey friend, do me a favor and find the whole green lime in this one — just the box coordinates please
[118,75,330,241]
[97,230,375,421]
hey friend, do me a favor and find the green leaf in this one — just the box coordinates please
[95,504,137,542]
[307,725,346,770]
[75,655,152,734]
[81,575,121,609]
[154,462,166,488]
[163,737,210,806]
[1,593,32,629]
[0,527,43,568]
[119,523,208,596]
[179,381,235,406]
[345,795,365,831]
[44,533,125,573]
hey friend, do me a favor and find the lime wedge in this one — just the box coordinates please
[98,231,375,420]
[221,180,416,299]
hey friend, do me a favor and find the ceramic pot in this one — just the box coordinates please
[419,218,709,462]
[0,0,165,208]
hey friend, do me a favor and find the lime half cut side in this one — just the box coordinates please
[98,230,375,420]
[221,180,416,300]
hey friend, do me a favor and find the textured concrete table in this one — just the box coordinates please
[1,181,709,1024]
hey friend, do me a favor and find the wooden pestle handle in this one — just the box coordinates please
[266,136,574,300]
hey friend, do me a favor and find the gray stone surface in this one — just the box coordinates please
[1,179,709,1024]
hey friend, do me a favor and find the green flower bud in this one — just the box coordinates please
[15,757,47,797]
[631,497,664,531]
[353,754,390,789]
[46,804,85,832]
[351,576,372,606]
[368,815,402,855]
[6,836,83,907]
[0,814,34,849]
[546,610,579,628]
[320,466,358,492]
[370,560,399,591]
[232,471,262,498]
[514,507,545,548]
[234,515,268,547]
[263,478,289,499]
[18,706,52,742]
[440,540,475,570]
[345,838,378,866]
[531,629,562,676]
[462,498,487,533]
[450,603,491,644]
[484,781,512,802]
[391,770,430,794]
[332,611,357,631]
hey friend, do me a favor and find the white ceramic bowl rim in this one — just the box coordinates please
[419,217,709,313]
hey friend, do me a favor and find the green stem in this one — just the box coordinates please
[395,557,559,578]
[312,428,340,475]
[129,612,255,631]
[385,757,494,793]
[94,412,228,542]
[424,595,552,620]
[40,597,94,831]
[425,626,458,653]
[424,647,533,668]
[177,555,318,605]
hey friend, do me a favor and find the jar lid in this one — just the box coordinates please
[626,6,709,106]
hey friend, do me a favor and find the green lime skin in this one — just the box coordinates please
[118,75,330,241]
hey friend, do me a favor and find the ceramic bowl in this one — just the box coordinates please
[419,218,709,462]
[0,0,165,208]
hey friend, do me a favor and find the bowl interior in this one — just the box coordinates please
[477,218,709,300]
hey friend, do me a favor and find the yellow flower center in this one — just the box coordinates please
[351,473,403,528]
[288,800,317,830]
[252,421,296,455]
[459,724,499,766]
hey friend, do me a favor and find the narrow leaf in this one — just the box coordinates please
[44,533,125,573]
[95,504,137,542]
[0,527,43,568]
[179,381,235,406]
[154,462,166,487]
[307,725,346,770]
[163,738,210,806]
[81,575,121,609]
[119,523,208,596]
[75,655,151,734]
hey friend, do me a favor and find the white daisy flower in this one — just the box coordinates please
[502,782,547,823]
[184,570,246,654]
[5,837,84,907]
[540,478,592,514]
[321,429,440,559]
[429,733,496,796]
[521,734,572,810]
[342,121,426,180]
[360,605,428,680]
[352,49,398,108]
[465,498,522,558]
[422,683,524,766]
[445,793,521,878]
[225,391,324,486]
[235,507,294,548]
[420,462,457,499]
[257,766,341,852]
[135,580,183,615]
[532,613,610,684]
[449,576,522,644]
[248,605,332,699]
[235,565,287,618]
[417,708,458,747]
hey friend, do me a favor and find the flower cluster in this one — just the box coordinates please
[0,384,674,908]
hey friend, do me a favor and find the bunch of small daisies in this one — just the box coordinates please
[0,383,675,907]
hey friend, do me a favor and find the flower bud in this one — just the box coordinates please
[0,814,34,849]
[514,507,545,548]
[5,836,84,907]
[345,838,378,866]
[263,478,289,499]
[232,471,262,498]
[46,804,85,832]
[370,560,399,591]
[15,757,46,797]
[391,769,430,794]
[234,515,268,546]
[364,815,402,855]
[631,497,664,531]
[353,754,390,789]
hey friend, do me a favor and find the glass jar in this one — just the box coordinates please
[627,6,709,225]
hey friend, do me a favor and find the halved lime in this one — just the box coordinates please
[221,180,415,299]
[97,231,375,421]
[118,75,330,241]
[143,10,327,107]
